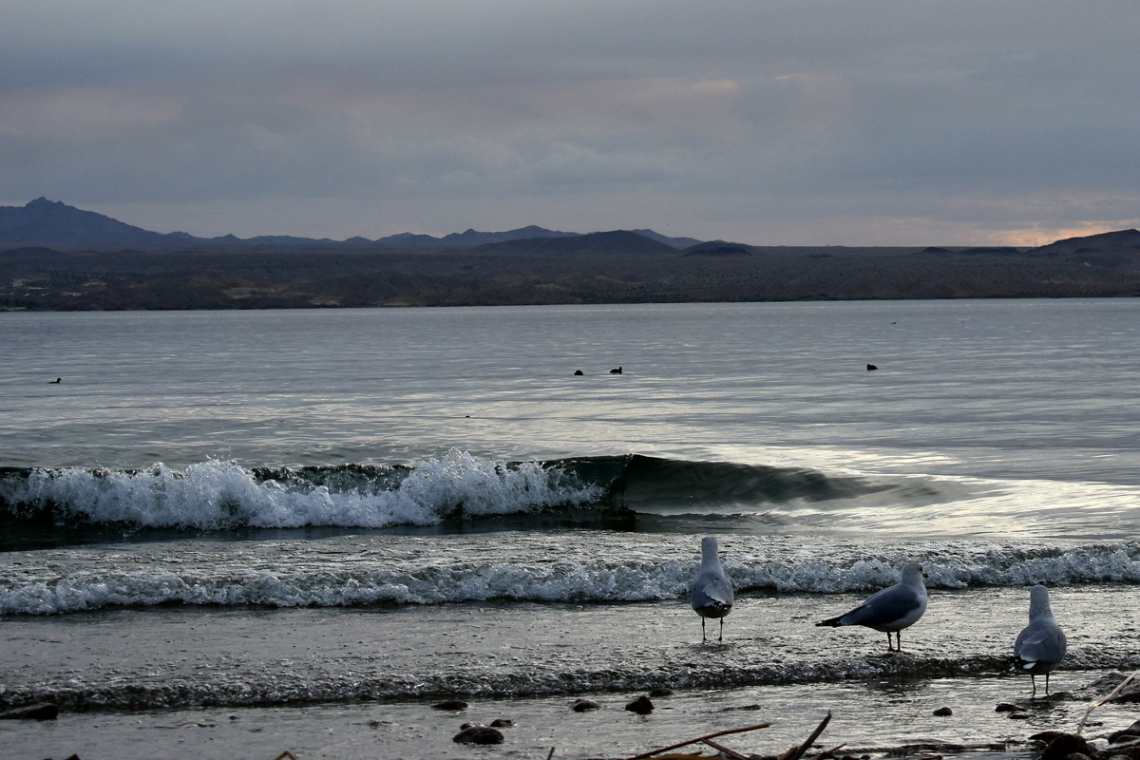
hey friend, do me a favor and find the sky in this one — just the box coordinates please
[2,1,1138,246]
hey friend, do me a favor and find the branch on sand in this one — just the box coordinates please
[622,720,773,760]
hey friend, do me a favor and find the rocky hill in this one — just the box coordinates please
[2,200,1139,310]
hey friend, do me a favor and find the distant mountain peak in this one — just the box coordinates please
[26,197,67,209]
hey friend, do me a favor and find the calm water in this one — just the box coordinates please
[2,300,1139,760]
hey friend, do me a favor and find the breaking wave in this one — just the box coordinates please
[3,536,1138,616]
[0,452,889,533]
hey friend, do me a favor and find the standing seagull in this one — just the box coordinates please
[691,536,734,642]
[816,563,928,652]
[1013,585,1067,696]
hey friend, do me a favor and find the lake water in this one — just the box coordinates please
[1,300,1139,760]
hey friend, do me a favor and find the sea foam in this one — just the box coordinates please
[3,536,1139,616]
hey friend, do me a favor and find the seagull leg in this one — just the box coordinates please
[701,617,706,643]
[1045,673,1050,695]
[886,632,895,652]
[719,617,724,642]
[896,631,902,652]
[1030,675,1037,697]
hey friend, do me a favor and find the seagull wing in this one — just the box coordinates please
[692,570,733,610]
[838,584,920,628]
[1015,619,1066,666]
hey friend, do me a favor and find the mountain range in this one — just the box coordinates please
[0,198,702,250]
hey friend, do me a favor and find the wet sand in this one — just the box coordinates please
[3,585,1139,759]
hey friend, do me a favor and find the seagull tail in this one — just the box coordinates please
[816,615,844,628]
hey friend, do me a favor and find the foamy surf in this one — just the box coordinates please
[0,451,604,530]
[3,533,1138,616]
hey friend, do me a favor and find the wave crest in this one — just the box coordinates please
[0,451,603,530]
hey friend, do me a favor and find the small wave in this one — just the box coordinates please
[0,650,1135,711]
[3,538,1139,615]
[608,455,889,509]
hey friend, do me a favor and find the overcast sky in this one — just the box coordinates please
[2,1,1138,245]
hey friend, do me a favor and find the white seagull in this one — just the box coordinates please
[816,563,928,652]
[691,536,734,642]
[1013,585,1067,696]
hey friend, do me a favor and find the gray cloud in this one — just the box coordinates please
[1,0,1138,244]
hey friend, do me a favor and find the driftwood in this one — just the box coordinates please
[1078,672,1138,736]
[844,742,1009,756]
[811,742,847,760]
[781,713,833,760]
[701,737,752,760]
[623,721,772,760]
[273,753,298,760]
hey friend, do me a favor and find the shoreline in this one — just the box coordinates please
[2,672,1137,760]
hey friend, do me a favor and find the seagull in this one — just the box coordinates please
[816,563,928,651]
[1013,585,1067,696]
[691,536,734,642]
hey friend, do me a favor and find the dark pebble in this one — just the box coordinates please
[1110,721,1140,744]
[649,687,674,697]
[625,695,654,715]
[572,699,601,712]
[432,700,468,711]
[490,719,514,728]
[995,703,1022,713]
[1038,733,1093,760]
[1032,732,1071,744]
[1009,712,1030,720]
[453,726,504,745]
[933,707,953,716]
[0,703,58,721]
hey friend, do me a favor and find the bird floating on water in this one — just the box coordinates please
[49,377,61,384]
[691,536,734,642]
[816,563,927,651]
[1013,585,1066,696]
[610,366,623,374]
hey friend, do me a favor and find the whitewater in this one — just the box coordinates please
[2,300,1140,760]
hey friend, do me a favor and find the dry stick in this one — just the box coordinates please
[1078,672,1138,736]
[787,712,833,760]
[701,737,751,760]
[546,748,556,760]
[624,721,773,760]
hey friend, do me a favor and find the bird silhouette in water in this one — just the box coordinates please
[691,536,733,642]
[1013,585,1066,696]
[610,366,622,374]
[49,377,61,384]
[816,563,927,651]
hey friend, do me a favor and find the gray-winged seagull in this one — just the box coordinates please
[1013,584,1066,696]
[691,536,734,642]
[816,562,928,651]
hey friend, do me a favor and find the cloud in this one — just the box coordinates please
[1,0,1138,244]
